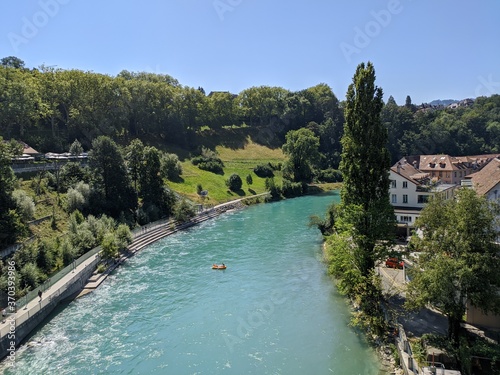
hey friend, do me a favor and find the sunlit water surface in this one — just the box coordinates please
[4,192,381,374]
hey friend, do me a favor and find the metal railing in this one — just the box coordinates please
[0,261,96,339]
[15,246,102,310]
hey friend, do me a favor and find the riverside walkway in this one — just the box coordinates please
[0,194,268,344]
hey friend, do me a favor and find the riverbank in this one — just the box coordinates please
[321,242,402,375]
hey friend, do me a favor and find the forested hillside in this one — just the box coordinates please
[0,57,343,170]
[2,57,500,168]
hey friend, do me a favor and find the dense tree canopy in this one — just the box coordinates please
[406,188,500,345]
[0,60,343,171]
[1,57,500,173]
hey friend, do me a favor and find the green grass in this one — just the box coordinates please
[168,137,286,205]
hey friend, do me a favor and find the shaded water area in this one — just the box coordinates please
[4,192,381,374]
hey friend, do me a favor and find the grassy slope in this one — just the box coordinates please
[168,136,285,205]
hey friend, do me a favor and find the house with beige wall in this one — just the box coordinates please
[389,159,456,236]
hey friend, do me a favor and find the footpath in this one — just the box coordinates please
[0,195,267,351]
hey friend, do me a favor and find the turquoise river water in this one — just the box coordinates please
[3,192,381,374]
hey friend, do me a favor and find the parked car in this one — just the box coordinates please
[385,257,404,269]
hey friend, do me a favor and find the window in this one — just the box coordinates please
[418,195,429,204]
[402,181,408,189]
[454,172,457,178]
[400,216,412,223]
[439,171,442,177]
[459,171,462,177]
[391,194,397,203]
[391,180,396,188]
[403,195,408,203]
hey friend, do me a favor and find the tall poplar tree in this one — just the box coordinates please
[339,62,394,275]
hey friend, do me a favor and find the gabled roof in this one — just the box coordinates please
[419,155,468,171]
[20,142,41,155]
[391,159,429,185]
[466,158,500,196]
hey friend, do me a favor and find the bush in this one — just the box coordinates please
[12,189,35,222]
[265,177,281,200]
[97,263,107,273]
[174,199,196,223]
[192,158,224,174]
[191,147,224,174]
[246,174,253,185]
[60,239,76,266]
[269,162,282,171]
[101,232,118,260]
[161,153,183,180]
[59,162,90,191]
[66,188,85,213]
[254,163,274,178]
[281,179,303,198]
[226,173,243,191]
[36,240,55,274]
[19,263,43,290]
[317,168,343,183]
[136,208,149,225]
[116,223,132,250]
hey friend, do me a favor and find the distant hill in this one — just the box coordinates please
[428,99,459,107]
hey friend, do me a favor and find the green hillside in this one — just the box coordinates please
[170,136,285,204]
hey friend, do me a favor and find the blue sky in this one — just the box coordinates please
[1,0,499,105]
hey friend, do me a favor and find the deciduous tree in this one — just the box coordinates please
[89,136,136,217]
[282,128,320,183]
[406,188,500,345]
[0,137,25,245]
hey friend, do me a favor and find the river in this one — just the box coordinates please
[4,191,381,374]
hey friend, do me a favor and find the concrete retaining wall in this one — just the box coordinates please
[0,257,99,360]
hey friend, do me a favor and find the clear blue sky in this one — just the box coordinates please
[1,0,499,104]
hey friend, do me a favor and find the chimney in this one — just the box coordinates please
[397,162,401,174]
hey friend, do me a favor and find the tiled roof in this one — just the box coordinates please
[467,158,500,196]
[419,155,467,171]
[391,159,428,185]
